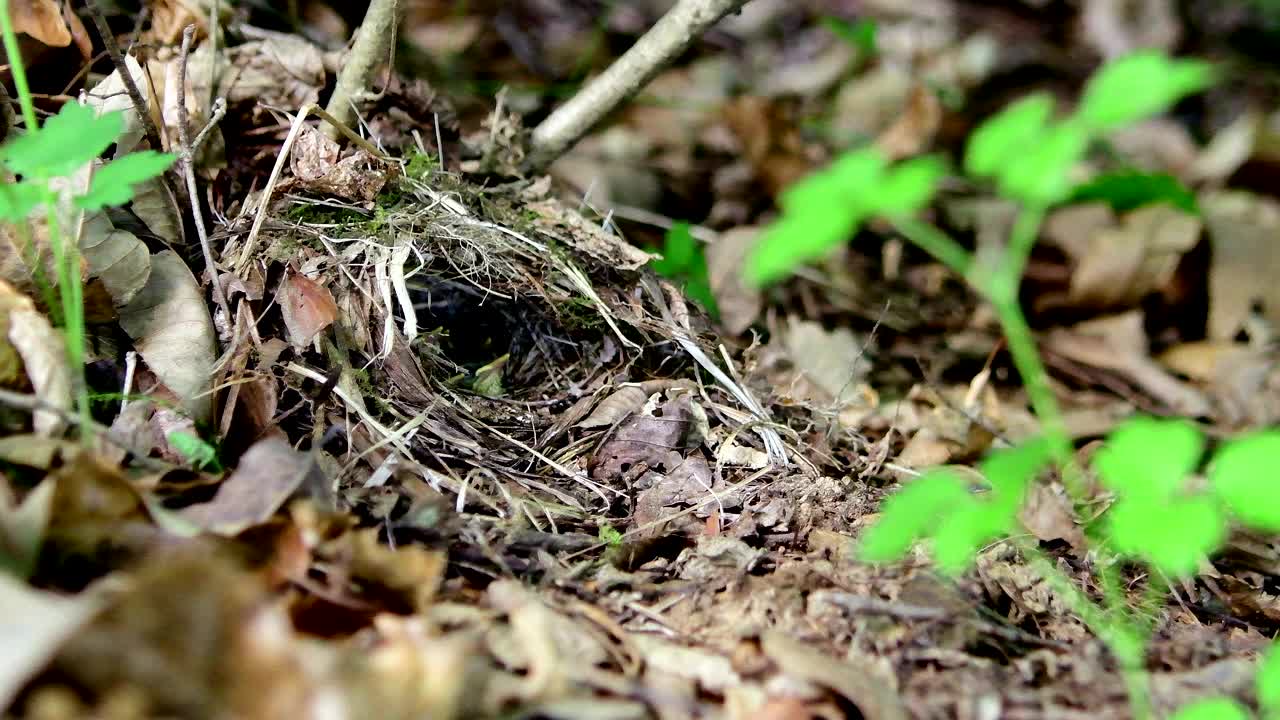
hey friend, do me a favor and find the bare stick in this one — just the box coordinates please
[177,25,231,336]
[526,0,748,173]
[322,0,401,141]
[84,0,166,153]
[0,388,173,472]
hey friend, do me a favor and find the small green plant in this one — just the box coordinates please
[597,523,624,548]
[650,222,718,317]
[746,50,1280,718]
[167,430,224,473]
[0,0,175,433]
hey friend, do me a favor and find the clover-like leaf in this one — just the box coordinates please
[1106,495,1224,577]
[0,180,45,222]
[76,151,177,213]
[965,93,1054,179]
[1093,416,1203,501]
[746,148,886,286]
[1167,697,1249,720]
[859,470,969,564]
[0,102,123,178]
[1075,51,1215,132]
[932,501,1009,575]
[872,155,947,217]
[1209,430,1280,532]
[997,121,1089,206]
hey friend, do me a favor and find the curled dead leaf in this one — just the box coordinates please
[277,271,339,349]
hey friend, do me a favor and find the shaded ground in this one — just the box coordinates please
[3,0,1280,718]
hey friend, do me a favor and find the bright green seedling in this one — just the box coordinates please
[167,430,224,473]
[746,149,944,285]
[1068,170,1198,214]
[0,101,176,220]
[0,2,177,436]
[822,16,877,58]
[650,222,719,317]
[860,438,1051,575]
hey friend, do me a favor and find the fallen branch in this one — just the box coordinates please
[525,0,748,173]
[322,0,401,141]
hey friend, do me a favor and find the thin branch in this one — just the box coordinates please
[526,0,748,173]
[0,388,173,472]
[177,25,231,335]
[322,0,401,141]
[83,0,166,153]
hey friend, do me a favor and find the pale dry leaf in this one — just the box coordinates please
[578,386,649,429]
[706,227,761,335]
[7,305,70,436]
[128,178,183,245]
[1045,312,1212,417]
[278,271,339,349]
[875,84,942,160]
[0,477,55,577]
[1067,204,1200,308]
[117,251,217,424]
[84,53,155,155]
[79,213,151,307]
[1200,191,1280,340]
[0,573,102,710]
[783,319,871,406]
[179,436,326,535]
[1080,0,1181,59]
[1189,110,1259,184]
[10,0,71,47]
[1019,482,1085,549]
[829,64,914,148]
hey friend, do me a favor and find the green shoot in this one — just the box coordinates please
[0,1,176,437]
[740,49,1250,720]
[167,430,224,473]
[650,222,719,317]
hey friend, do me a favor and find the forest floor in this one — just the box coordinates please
[4,1,1280,718]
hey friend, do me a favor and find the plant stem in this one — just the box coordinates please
[892,217,971,278]
[1021,541,1151,719]
[0,0,39,131]
[0,1,91,434]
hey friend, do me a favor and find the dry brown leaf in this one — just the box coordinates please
[1080,0,1180,59]
[782,319,871,406]
[874,84,942,161]
[79,212,151,308]
[117,251,218,424]
[1045,312,1212,417]
[1201,191,1280,340]
[1045,203,1200,310]
[0,572,102,710]
[578,385,649,429]
[278,271,339,349]
[1159,341,1280,427]
[9,0,70,47]
[1018,482,1085,549]
[179,436,327,536]
[706,227,762,335]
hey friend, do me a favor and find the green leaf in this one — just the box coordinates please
[965,93,1054,179]
[1167,697,1249,720]
[1209,430,1280,531]
[1106,495,1224,577]
[167,430,221,472]
[76,151,177,213]
[1093,417,1203,500]
[822,16,877,57]
[998,122,1089,206]
[1068,170,1198,214]
[746,148,886,286]
[932,501,1008,575]
[1075,51,1215,132]
[980,436,1052,498]
[1258,641,1280,715]
[650,222,719,317]
[0,180,45,222]
[859,470,969,564]
[651,222,699,277]
[0,102,124,178]
[872,155,947,217]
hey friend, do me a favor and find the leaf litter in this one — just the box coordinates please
[2,1,1280,719]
